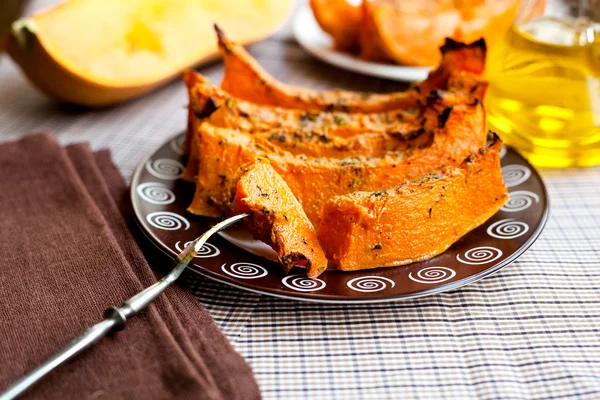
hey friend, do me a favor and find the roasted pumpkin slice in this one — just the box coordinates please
[182,70,485,181]
[184,124,428,182]
[185,70,422,137]
[188,96,486,224]
[185,119,426,179]
[186,70,483,137]
[232,158,329,278]
[318,134,508,271]
[310,0,361,51]
[216,26,487,112]
[182,69,422,180]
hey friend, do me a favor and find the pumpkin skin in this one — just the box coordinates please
[6,0,294,106]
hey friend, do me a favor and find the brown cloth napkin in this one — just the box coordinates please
[0,133,261,400]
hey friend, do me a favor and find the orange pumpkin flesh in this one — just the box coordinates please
[232,159,328,278]
[318,135,508,271]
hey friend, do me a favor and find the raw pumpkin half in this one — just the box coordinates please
[7,0,294,106]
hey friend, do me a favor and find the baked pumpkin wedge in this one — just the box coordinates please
[317,134,508,271]
[216,25,487,112]
[188,96,486,224]
[310,0,361,51]
[183,70,485,181]
[184,70,422,138]
[186,71,484,137]
[232,158,329,278]
[183,125,428,182]
[182,70,423,181]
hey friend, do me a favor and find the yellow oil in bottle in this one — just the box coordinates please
[486,17,600,167]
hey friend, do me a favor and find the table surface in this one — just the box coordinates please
[2,1,600,399]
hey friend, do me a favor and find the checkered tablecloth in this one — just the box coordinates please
[2,1,600,399]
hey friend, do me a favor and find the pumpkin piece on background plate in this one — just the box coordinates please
[317,134,508,271]
[357,0,392,62]
[310,0,526,67]
[309,0,362,51]
[232,158,328,278]
[366,0,520,66]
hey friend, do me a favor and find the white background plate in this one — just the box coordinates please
[293,6,431,82]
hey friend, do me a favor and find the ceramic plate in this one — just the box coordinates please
[293,6,431,82]
[130,132,548,303]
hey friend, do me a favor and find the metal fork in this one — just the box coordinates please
[0,213,250,400]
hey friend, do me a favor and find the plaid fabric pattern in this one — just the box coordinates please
[2,1,600,398]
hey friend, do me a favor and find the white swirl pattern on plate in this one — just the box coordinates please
[501,190,540,212]
[347,276,396,292]
[457,246,503,265]
[136,182,175,205]
[487,218,529,239]
[146,211,190,231]
[501,165,531,188]
[175,240,220,258]
[282,275,326,292]
[221,263,268,279]
[145,158,184,180]
[409,266,456,284]
[169,135,186,155]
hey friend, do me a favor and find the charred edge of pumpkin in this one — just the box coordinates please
[426,89,460,104]
[462,131,502,165]
[486,131,502,147]
[425,90,453,106]
[393,127,425,141]
[214,24,233,55]
[440,37,487,55]
[438,106,453,129]
[182,70,209,89]
[281,252,310,274]
[193,97,219,119]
